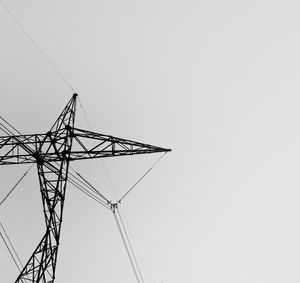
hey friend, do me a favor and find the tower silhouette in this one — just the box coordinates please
[0,94,170,283]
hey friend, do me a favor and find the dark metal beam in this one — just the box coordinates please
[0,93,170,283]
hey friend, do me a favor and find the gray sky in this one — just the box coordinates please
[1,0,300,282]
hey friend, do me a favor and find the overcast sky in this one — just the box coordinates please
[1,0,300,282]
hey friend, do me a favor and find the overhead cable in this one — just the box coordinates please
[118,152,168,203]
[67,167,111,210]
[0,115,22,134]
[74,171,110,203]
[117,208,145,283]
[0,121,14,136]
[78,97,119,199]
[0,224,22,272]
[0,164,34,208]
[0,0,75,93]
[113,210,142,283]
[119,205,154,283]
[68,176,111,210]
[0,115,111,211]
[0,222,23,269]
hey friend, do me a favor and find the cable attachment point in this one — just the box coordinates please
[110,202,118,213]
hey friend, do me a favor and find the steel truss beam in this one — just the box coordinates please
[0,94,170,283]
[0,128,169,165]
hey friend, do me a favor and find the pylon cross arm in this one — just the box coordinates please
[69,127,171,160]
[0,94,170,283]
[0,134,46,165]
[0,129,170,165]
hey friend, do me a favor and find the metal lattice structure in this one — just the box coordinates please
[0,94,170,283]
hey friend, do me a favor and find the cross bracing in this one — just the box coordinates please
[0,94,170,283]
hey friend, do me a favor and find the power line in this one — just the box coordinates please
[0,96,170,282]
[0,226,22,272]
[0,164,34,208]
[68,169,111,210]
[0,221,23,269]
[113,209,142,283]
[0,114,111,211]
[0,115,21,135]
[117,208,145,283]
[78,97,120,199]
[119,205,154,283]
[69,103,167,283]
[74,171,110,203]
[118,152,168,203]
[0,0,75,93]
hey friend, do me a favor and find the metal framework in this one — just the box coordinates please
[0,94,170,283]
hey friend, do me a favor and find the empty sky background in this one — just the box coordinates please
[1,0,300,282]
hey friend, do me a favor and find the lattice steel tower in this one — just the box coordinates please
[0,94,170,283]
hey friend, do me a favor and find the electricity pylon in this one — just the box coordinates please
[0,94,170,283]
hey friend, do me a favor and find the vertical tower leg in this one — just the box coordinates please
[15,95,77,283]
[15,160,72,283]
